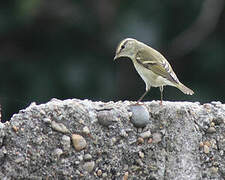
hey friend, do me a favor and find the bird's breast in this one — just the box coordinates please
[133,61,174,90]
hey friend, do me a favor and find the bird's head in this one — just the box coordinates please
[114,38,138,61]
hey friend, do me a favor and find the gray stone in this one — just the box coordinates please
[152,132,162,143]
[51,121,70,133]
[0,122,5,129]
[129,105,150,128]
[207,127,216,133]
[97,111,116,127]
[84,154,92,161]
[83,161,95,173]
[61,135,71,151]
[139,130,151,138]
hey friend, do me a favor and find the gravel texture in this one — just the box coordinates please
[0,98,224,179]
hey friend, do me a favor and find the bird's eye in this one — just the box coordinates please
[121,45,125,50]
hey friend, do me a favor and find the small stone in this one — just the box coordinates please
[43,118,51,123]
[139,151,144,159]
[199,142,204,148]
[204,141,211,147]
[77,155,83,161]
[137,137,144,144]
[128,112,132,117]
[15,156,25,163]
[137,128,142,133]
[120,129,128,137]
[203,103,212,109]
[123,172,129,180]
[102,173,107,178]
[84,154,92,161]
[51,121,70,133]
[12,126,19,132]
[75,161,80,165]
[148,138,153,144]
[79,120,85,124]
[136,159,144,166]
[210,139,217,149]
[152,133,162,143]
[124,164,129,171]
[61,135,71,151]
[129,105,150,128]
[72,134,87,151]
[83,161,95,173]
[97,111,116,127]
[52,148,63,159]
[0,122,5,129]
[82,126,90,134]
[139,130,151,139]
[207,127,216,133]
[203,145,210,154]
[97,169,102,176]
[210,166,218,174]
[111,137,117,145]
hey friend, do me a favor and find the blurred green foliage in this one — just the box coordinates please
[0,0,224,121]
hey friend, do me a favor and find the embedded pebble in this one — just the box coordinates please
[97,111,116,127]
[72,134,87,151]
[61,135,71,151]
[199,142,204,148]
[210,122,215,127]
[0,122,5,129]
[43,118,51,123]
[102,173,107,178]
[123,171,129,180]
[137,137,144,144]
[52,148,63,159]
[148,138,153,144]
[82,126,90,134]
[77,155,83,161]
[83,161,95,173]
[139,151,144,159]
[97,169,102,176]
[139,130,151,139]
[210,166,218,174]
[129,105,150,128]
[84,154,92,161]
[207,127,216,133]
[152,133,162,143]
[15,156,25,163]
[111,137,117,145]
[204,141,211,147]
[203,145,210,154]
[137,128,142,133]
[51,121,69,133]
[120,129,128,137]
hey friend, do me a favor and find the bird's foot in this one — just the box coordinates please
[159,100,163,106]
[134,101,144,106]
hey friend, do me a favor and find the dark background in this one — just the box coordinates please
[0,0,225,121]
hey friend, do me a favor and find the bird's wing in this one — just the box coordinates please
[135,48,179,84]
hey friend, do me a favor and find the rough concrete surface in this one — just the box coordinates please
[0,98,224,180]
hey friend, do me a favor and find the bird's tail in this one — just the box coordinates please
[176,83,194,95]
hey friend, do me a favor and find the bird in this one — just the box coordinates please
[113,38,194,104]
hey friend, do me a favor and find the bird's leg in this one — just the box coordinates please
[159,86,163,105]
[136,88,150,104]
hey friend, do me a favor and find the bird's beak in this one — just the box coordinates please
[113,54,118,61]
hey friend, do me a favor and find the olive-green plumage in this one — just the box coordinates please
[114,38,194,103]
